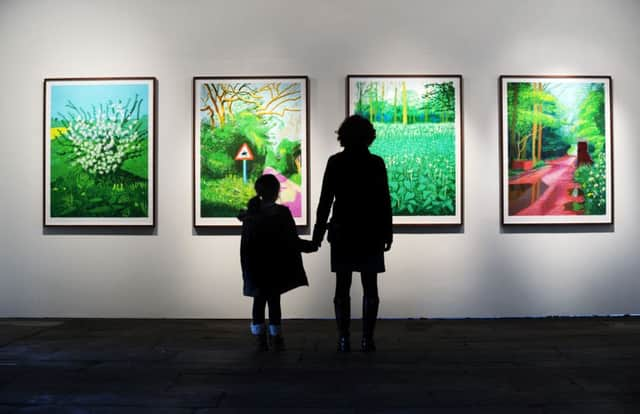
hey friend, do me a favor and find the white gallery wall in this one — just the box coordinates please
[1,0,639,318]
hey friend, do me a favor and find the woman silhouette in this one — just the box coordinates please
[312,115,392,352]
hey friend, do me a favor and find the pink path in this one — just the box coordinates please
[263,167,302,217]
[510,155,584,216]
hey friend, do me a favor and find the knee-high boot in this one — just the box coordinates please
[361,296,379,352]
[333,296,351,352]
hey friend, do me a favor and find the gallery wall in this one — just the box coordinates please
[1,0,639,318]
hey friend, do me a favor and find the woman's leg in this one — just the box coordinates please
[335,271,353,301]
[361,272,380,352]
[361,272,379,301]
[334,272,353,351]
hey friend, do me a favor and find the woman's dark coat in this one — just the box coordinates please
[239,203,312,297]
[312,147,393,273]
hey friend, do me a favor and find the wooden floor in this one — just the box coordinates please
[0,317,639,413]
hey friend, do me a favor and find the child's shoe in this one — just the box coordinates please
[251,323,268,352]
[268,324,286,352]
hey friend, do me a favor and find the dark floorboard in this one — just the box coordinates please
[0,318,639,413]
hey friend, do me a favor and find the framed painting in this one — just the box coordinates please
[500,76,613,225]
[347,75,463,225]
[193,76,309,227]
[44,77,156,226]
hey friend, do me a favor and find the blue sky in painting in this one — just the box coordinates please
[51,83,149,119]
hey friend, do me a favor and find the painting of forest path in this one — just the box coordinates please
[502,77,612,224]
[509,155,581,215]
[194,77,308,226]
[45,79,155,226]
[348,76,462,225]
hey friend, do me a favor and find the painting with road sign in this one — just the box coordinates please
[500,76,613,224]
[193,77,308,226]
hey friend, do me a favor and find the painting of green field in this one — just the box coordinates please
[194,77,308,226]
[45,78,155,226]
[501,76,612,225]
[348,76,462,225]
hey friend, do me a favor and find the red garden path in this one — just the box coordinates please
[509,155,583,216]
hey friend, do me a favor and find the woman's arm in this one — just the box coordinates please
[380,159,393,250]
[312,157,335,246]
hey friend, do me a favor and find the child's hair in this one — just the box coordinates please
[247,174,280,213]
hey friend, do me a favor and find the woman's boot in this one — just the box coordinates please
[361,296,379,352]
[333,297,351,352]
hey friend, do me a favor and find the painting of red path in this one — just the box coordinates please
[509,155,584,216]
[263,167,302,217]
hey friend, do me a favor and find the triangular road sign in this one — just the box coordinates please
[234,143,254,161]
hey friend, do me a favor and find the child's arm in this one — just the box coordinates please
[298,238,318,253]
[282,207,318,253]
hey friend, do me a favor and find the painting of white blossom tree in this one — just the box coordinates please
[44,78,156,226]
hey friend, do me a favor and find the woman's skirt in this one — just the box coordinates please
[330,241,385,273]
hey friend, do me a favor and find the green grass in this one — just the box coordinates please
[50,138,148,218]
[201,175,256,217]
[370,122,456,216]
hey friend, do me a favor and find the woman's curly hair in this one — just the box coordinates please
[337,115,376,148]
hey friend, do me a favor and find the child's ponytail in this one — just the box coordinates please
[247,195,261,214]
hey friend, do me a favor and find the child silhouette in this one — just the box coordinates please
[239,174,316,351]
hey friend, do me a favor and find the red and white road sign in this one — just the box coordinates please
[234,143,254,161]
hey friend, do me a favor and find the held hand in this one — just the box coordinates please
[301,239,319,253]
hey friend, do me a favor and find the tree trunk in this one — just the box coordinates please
[531,97,538,163]
[537,83,543,161]
[393,84,398,123]
[369,87,374,122]
[531,109,538,163]
[380,82,385,123]
[402,82,408,125]
[510,83,519,163]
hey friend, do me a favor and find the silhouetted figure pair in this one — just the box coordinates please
[312,115,393,352]
[239,115,392,353]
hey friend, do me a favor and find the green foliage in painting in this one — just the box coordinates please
[353,79,458,217]
[354,80,456,124]
[200,175,256,217]
[574,152,607,215]
[199,81,304,218]
[201,112,270,179]
[59,98,147,175]
[507,82,565,162]
[50,97,149,218]
[574,84,605,157]
[370,123,456,216]
[423,82,456,123]
[506,80,608,216]
[265,139,301,184]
